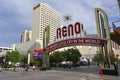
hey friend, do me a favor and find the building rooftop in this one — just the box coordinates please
[110,32,120,45]
[111,20,120,45]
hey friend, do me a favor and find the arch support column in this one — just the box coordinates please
[95,8,112,68]
[42,26,50,68]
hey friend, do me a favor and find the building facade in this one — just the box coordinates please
[21,30,32,43]
[32,3,62,48]
[14,3,62,53]
[0,47,13,57]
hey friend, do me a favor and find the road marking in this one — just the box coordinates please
[29,71,86,80]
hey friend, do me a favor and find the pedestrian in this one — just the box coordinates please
[25,65,29,72]
[0,67,1,72]
[32,65,35,71]
[114,62,118,71]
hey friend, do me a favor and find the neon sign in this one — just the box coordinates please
[34,22,106,53]
[56,22,81,39]
[44,38,106,52]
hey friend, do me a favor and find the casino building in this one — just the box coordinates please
[111,20,120,59]
[32,3,62,48]
[15,3,62,53]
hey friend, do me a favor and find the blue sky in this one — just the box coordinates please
[0,0,119,47]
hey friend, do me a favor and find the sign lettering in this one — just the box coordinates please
[56,22,81,39]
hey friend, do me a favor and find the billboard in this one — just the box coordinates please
[34,52,42,59]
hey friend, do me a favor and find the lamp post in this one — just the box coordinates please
[27,50,33,65]
[88,46,91,59]
[3,57,5,68]
[28,51,30,65]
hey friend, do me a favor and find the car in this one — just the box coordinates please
[61,61,73,69]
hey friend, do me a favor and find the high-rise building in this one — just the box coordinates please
[32,3,62,48]
[21,30,32,43]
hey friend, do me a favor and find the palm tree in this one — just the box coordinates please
[63,14,72,25]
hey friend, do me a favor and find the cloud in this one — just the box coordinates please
[0,0,119,47]
[0,0,33,47]
[0,0,33,27]
[57,0,119,33]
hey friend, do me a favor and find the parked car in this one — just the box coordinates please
[61,61,73,69]
[80,58,88,65]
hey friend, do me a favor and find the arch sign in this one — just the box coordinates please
[34,22,106,53]
[44,38,106,52]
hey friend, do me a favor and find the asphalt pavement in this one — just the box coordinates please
[0,66,119,80]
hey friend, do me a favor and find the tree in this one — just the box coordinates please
[50,51,63,64]
[5,50,21,64]
[92,52,118,66]
[50,48,81,67]
[20,54,35,65]
[67,48,81,66]
[109,53,117,65]
[92,52,104,64]
[5,50,35,66]
[21,54,28,64]
[30,55,35,65]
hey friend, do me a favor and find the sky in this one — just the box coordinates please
[0,0,119,47]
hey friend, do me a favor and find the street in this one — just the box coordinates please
[0,67,120,80]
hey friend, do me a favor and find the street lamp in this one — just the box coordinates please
[88,46,91,59]
[27,50,34,65]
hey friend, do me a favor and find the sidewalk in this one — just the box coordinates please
[82,72,120,80]
[50,69,120,80]
[51,66,120,80]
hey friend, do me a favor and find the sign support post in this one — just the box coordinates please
[42,26,50,68]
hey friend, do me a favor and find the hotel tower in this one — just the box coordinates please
[32,3,62,48]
